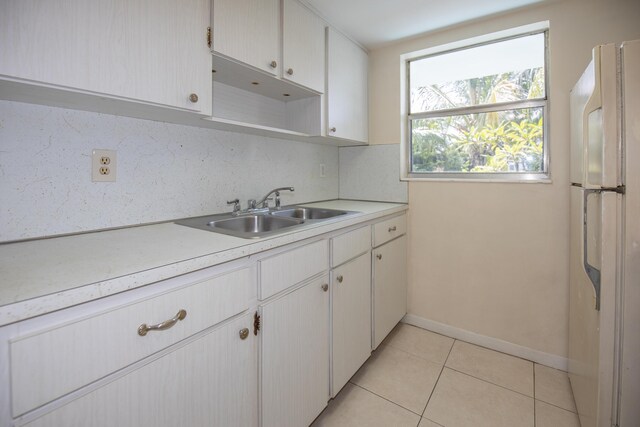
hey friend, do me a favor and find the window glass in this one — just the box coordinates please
[406,31,548,179]
[411,107,544,173]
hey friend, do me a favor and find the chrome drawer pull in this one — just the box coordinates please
[138,309,187,336]
[388,226,397,232]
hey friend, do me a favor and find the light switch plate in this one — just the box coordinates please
[92,149,117,182]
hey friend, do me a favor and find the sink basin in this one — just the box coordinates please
[208,215,303,236]
[270,207,349,220]
[176,213,304,239]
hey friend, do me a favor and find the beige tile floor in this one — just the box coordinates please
[312,323,580,427]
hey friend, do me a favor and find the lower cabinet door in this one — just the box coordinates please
[260,275,330,427]
[373,235,407,349]
[23,314,257,427]
[332,252,372,396]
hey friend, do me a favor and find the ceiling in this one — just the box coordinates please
[303,0,549,49]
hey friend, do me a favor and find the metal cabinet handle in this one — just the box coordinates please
[336,275,343,283]
[330,127,336,133]
[239,328,249,340]
[388,226,397,232]
[138,309,187,336]
[270,60,278,69]
[321,283,329,292]
[376,254,382,260]
[287,68,294,75]
[189,93,199,103]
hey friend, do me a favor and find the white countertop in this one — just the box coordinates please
[0,200,407,326]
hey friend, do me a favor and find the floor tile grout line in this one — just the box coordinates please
[534,397,578,414]
[533,362,536,426]
[420,339,456,419]
[444,366,535,400]
[348,381,425,417]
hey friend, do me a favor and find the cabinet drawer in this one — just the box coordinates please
[373,214,406,247]
[259,240,328,300]
[331,226,370,267]
[10,266,253,417]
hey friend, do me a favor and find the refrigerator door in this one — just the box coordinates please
[570,53,596,186]
[570,45,621,189]
[569,186,601,427]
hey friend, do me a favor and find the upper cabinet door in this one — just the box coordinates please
[326,28,368,143]
[0,0,212,115]
[282,0,325,93]
[212,0,280,76]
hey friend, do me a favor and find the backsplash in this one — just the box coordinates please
[0,101,339,241]
[339,144,408,203]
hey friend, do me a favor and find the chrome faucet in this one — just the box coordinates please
[248,187,295,210]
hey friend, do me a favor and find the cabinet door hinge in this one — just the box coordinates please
[207,26,212,48]
[253,311,261,335]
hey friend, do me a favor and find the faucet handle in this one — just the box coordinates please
[261,197,274,208]
[227,199,241,213]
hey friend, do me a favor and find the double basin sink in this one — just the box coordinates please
[176,206,358,239]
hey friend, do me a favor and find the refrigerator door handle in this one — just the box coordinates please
[582,47,603,189]
[583,189,601,310]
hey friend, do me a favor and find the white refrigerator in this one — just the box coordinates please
[569,40,640,427]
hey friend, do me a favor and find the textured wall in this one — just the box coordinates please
[339,144,407,203]
[0,101,339,241]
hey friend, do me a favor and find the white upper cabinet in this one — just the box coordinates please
[0,0,212,115]
[282,0,326,93]
[211,0,280,76]
[326,27,369,143]
[211,0,325,94]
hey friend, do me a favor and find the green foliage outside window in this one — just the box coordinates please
[410,68,546,173]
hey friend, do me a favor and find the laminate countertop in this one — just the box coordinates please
[0,200,407,326]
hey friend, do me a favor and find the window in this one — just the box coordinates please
[402,28,549,181]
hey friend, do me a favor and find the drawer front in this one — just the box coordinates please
[331,226,370,267]
[259,240,328,300]
[11,266,252,417]
[373,214,406,247]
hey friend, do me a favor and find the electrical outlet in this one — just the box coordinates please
[319,163,326,178]
[92,149,117,182]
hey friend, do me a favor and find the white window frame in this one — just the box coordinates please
[400,22,551,182]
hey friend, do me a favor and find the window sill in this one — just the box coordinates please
[401,175,552,184]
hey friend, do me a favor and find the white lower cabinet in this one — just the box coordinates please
[24,313,257,427]
[260,275,330,427]
[3,212,408,427]
[331,252,372,396]
[373,234,408,349]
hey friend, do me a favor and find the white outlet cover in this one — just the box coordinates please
[92,149,117,182]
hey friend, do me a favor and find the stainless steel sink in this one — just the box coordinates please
[209,215,303,236]
[177,214,303,239]
[175,205,359,239]
[270,207,350,220]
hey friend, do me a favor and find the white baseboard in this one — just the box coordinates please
[402,313,568,371]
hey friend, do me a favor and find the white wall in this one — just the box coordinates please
[368,0,640,358]
[0,101,339,242]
